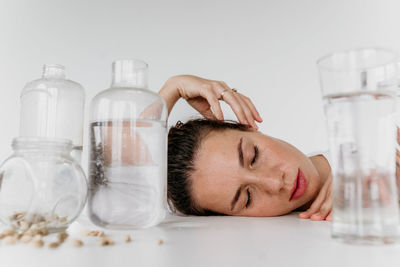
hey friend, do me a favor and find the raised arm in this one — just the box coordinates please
[158,75,262,129]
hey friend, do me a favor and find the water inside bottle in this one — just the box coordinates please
[324,91,399,244]
[88,119,167,229]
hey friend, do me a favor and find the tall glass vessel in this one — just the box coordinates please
[317,48,400,244]
[20,64,85,162]
[88,59,167,229]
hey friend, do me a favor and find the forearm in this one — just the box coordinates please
[158,76,181,115]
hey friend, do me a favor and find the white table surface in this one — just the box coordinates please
[1,212,400,267]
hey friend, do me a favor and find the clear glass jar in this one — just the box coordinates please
[0,138,88,233]
[88,59,167,229]
[20,64,85,163]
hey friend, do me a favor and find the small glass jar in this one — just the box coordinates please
[0,138,88,233]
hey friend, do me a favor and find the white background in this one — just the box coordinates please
[1,0,400,165]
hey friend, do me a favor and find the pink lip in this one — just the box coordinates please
[289,168,307,201]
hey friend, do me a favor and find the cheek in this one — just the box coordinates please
[305,173,321,199]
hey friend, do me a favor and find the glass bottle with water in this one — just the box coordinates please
[20,64,85,163]
[88,59,167,229]
[318,48,400,244]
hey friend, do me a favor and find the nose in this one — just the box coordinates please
[253,168,285,195]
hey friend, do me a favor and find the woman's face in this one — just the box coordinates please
[191,129,322,216]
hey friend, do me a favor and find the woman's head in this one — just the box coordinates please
[167,119,323,217]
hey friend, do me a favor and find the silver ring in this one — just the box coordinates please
[218,88,237,100]
[218,89,229,100]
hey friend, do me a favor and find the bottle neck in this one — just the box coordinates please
[111,59,148,89]
[42,64,66,79]
[12,137,73,155]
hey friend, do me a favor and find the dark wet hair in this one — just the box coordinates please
[167,118,250,216]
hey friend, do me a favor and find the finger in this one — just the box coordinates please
[235,93,260,129]
[199,87,224,120]
[239,93,263,123]
[310,213,324,221]
[219,81,263,124]
[318,194,332,219]
[234,94,258,129]
[310,191,332,221]
[217,82,249,125]
[299,179,331,218]
[200,109,217,120]
[309,191,332,221]
[218,88,249,125]
[326,212,332,221]
[299,192,326,218]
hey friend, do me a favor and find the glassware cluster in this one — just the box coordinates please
[0,59,168,232]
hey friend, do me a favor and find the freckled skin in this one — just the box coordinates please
[191,130,325,216]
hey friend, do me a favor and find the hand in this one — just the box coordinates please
[159,75,262,129]
[299,173,333,221]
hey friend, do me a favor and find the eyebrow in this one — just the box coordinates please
[231,185,243,211]
[231,138,244,212]
[238,137,244,167]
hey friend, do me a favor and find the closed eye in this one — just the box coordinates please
[251,145,258,166]
[245,188,252,208]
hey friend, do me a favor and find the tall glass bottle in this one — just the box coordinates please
[20,64,85,162]
[88,59,167,229]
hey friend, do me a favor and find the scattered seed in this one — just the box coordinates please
[98,237,115,246]
[15,212,26,221]
[33,234,43,241]
[88,231,100,237]
[48,242,60,249]
[3,229,15,236]
[4,236,17,245]
[20,235,33,243]
[29,224,39,232]
[81,229,91,236]
[59,217,67,223]
[157,239,164,245]
[57,232,69,243]
[124,235,131,243]
[32,214,45,224]
[10,212,26,221]
[98,231,105,237]
[0,233,5,239]
[71,239,83,247]
[31,239,44,248]
[19,221,30,231]
[39,229,49,236]
[26,229,39,237]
